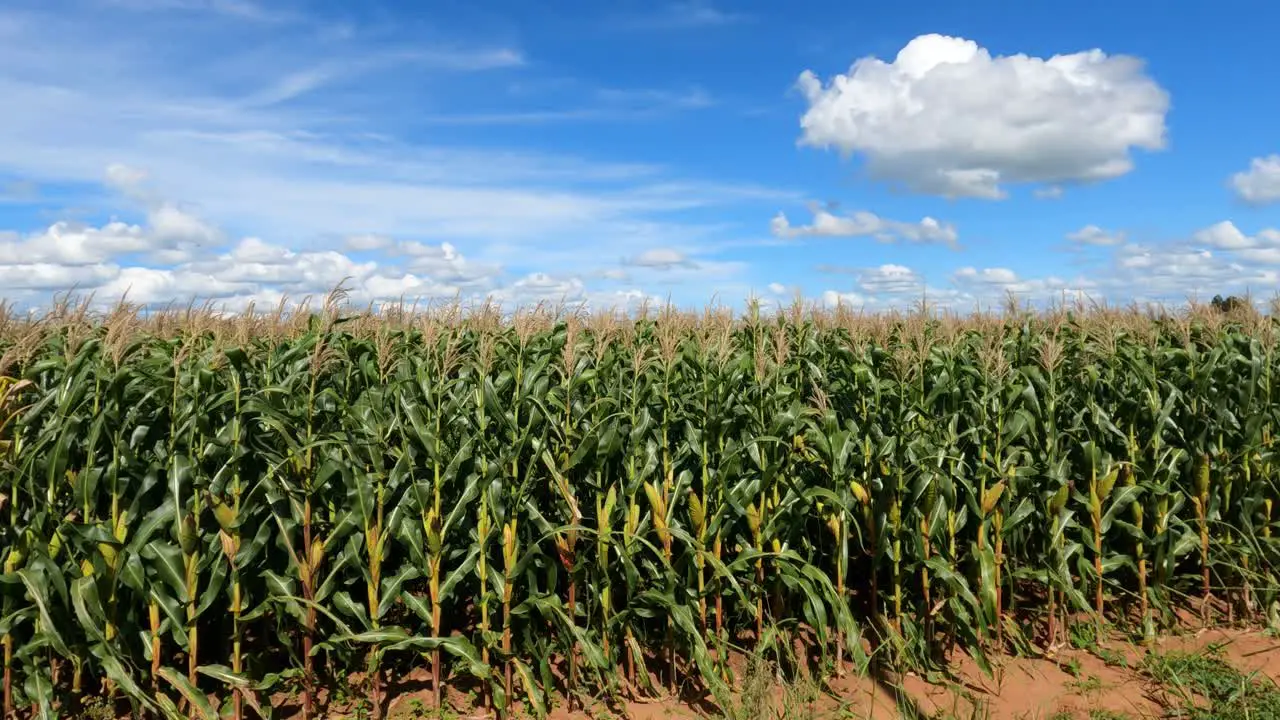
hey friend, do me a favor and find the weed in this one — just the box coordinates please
[1092,646,1127,668]
[725,655,775,720]
[1070,674,1103,694]
[1071,622,1099,652]
[1144,648,1280,719]
[779,675,822,720]
[1062,657,1083,678]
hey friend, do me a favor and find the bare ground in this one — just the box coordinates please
[259,625,1276,719]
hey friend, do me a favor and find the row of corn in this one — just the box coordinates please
[0,300,1277,718]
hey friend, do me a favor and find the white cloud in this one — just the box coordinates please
[1118,245,1212,272]
[1230,155,1280,205]
[489,272,588,307]
[0,211,506,309]
[0,3,781,285]
[345,233,393,251]
[0,221,160,265]
[1191,220,1280,254]
[771,207,958,246]
[954,267,1017,285]
[1192,221,1254,250]
[767,282,787,295]
[820,290,869,308]
[795,34,1169,198]
[203,246,375,288]
[149,203,221,246]
[95,266,246,304]
[1067,224,1126,247]
[583,288,660,311]
[953,266,1095,302]
[628,247,692,269]
[402,243,496,287]
[360,273,459,302]
[1184,220,1280,266]
[1063,224,1280,305]
[0,262,120,291]
[1237,248,1280,265]
[857,264,924,294]
[1106,243,1260,302]
[105,163,149,190]
[227,237,291,264]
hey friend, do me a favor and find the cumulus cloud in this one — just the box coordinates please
[1067,224,1127,247]
[0,213,436,308]
[953,267,1018,286]
[1192,221,1254,250]
[0,263,120,291]
[94,266,246,305]
[489,273,657,311]
[488,270,586,301]
[584,288,660,311]
[771,207,958,246]
[1230,155,1280,205]
[1117,245,1219,274]
[0,221,164,266]
[857,264,925,294]
[393,241,497,286]
[1,153,734,311]
[0,196,693,312]
[0,191,223,272]
[952,266,1095,302]
[795,34,1169,198]
[149,203,222,246]
[1104,242,1268,303]
[1189,220,1280,265]
[199,242,375,289]
[360,273,460,303]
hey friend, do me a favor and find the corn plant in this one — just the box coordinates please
[0,297,1279,719]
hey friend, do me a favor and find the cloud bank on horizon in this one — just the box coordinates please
[1,0,1278,314]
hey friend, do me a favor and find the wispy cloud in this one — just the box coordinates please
[609,1,750,31]
[413,86,713,126]
[0,2,776,309]
[1066,224,1127,247]
[96,0,291,22]
[0,179,38,203]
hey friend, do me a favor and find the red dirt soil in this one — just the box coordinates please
[260,626,1280,719]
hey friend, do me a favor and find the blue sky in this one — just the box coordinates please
[2,0,1279,313]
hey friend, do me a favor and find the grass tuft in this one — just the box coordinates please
[1145,649,1280,719]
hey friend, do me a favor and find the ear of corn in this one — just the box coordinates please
[0,300,1277,715]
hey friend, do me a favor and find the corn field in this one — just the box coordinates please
[1,293,1279,719]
